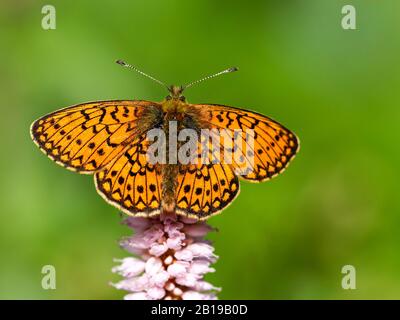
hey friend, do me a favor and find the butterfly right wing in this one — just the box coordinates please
[30,100,162,173]
[175,162,240,220]
[190,103,299,182]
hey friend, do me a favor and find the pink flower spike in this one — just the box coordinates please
[123,217,152,231]
[175,272,200,287]
[193,280,221,292]
[112,274,148,292]
[166,235,184,251]
[149,243,168,257]
[123,234,152,250]
[164,219,184,234]
[147,287,166,300]
[145,257,163,275]
[174,248,193,261]
[119,238,147,255]
[182,223,215,237]
[150,270,169,287]
[142,226,164,244]
[179,217,198,224]
[112,216,220,300]
[112,257,145,277]
[167,261,190,277]
[186,243,217,261]
[124,292,148,300]
[189,260,215,275]
[182,291,217,300]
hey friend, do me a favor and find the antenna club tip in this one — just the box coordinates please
[116,59,127,66]
[229,67,239,72]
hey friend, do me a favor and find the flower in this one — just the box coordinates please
[111,216,220,300]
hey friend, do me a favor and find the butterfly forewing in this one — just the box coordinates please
[31,100,161,173]
[192,104,299,182]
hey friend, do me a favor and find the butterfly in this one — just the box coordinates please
[31,60,299,221]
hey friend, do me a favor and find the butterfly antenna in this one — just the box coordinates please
[116,59,168,89]
[183,67,239,90]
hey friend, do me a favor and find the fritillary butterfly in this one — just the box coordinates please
[31,61,299,220]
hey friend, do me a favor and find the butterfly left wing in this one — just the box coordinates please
[31,100,162,173]
[189,103,299,182]
[95,134,162,217]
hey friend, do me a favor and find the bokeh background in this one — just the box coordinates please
[0,0,399,299]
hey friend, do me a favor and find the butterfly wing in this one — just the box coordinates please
[94,133,162,217]
[31,100,162,173]
[175,163,240,220]
[190,104,299,182]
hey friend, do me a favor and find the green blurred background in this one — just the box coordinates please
[0,0,399,299]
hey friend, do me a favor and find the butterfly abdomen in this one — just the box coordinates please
[161,164,178,215]
[159,110,179,217]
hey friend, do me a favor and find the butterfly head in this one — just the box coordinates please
[166,85,186,102]
[162,85,187,112]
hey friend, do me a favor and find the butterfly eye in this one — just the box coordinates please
[179,96,186,102]
[165,95,172,101]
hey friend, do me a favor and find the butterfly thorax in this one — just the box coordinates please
[161,96,186,114]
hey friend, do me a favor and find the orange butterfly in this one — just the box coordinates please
[31,61,299,220]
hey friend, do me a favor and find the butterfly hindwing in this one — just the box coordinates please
[175,163,239,220]
[95,134,162,217]
[31,100,161,173]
